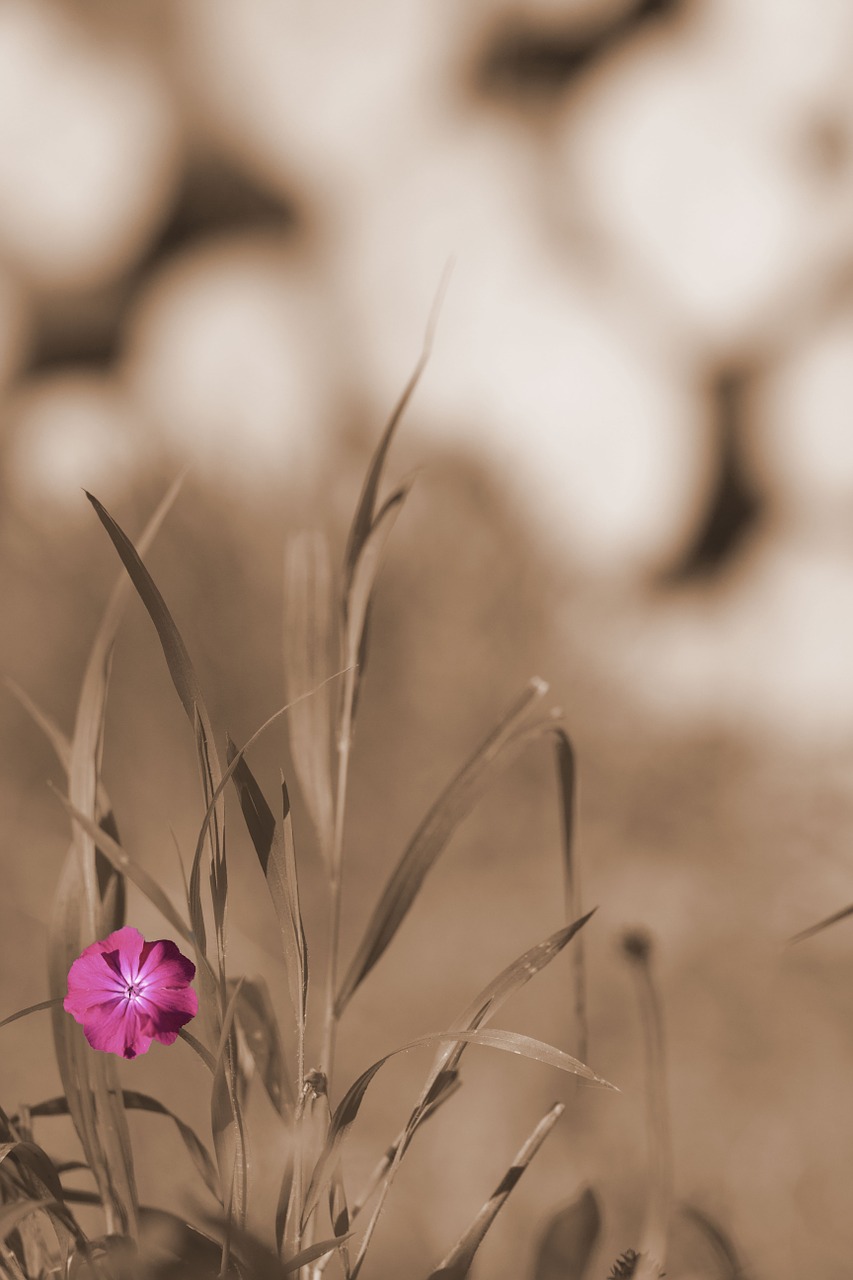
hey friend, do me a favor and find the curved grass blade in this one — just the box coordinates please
[342,264,450,600]
[283,1232,355,1275]
[31,1094,220,1205]
[344,482,411,690]
[534,1185,601,1280]
[0,998,63,1031]
[344,914,597,1277]
[678,1204,746,1279]
[303,1026,614,1230]
[426,1103,564,1280]
[336,678,549,1014]
[284,533,335,860]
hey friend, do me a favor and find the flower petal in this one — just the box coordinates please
[64,950,126,1019]
[136,939,196,990]
[81,998,153,1059]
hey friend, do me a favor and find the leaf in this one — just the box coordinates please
[283,1232,355,1275]
[284,532,335,859]
[226,975,295,1117]
[31,1093,220,1205]
[303,1026,614,1229]
[85,490,226,996]
[0,1200,54,1242]
[227,744,308,1047]
[534,1186,602,1280]
[336,678,549,1013]
[426,1103,564,1280]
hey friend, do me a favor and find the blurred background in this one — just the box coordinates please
[3,0,853,1275]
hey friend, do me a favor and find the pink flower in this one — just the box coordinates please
[64,926,198,1060]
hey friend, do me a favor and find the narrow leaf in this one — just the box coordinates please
[790,903,853,944]
[31,1093,220,1205]
[284,532,335,858]
[0,999,63,1031]
[427,1103,564,1280]
[303,1027,614,1228]
[226,743,308,1040]
[227,975,294,1117]
[336,678,549,1012]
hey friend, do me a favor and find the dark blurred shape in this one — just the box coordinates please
[621,928,653,963]
[25,160,295,375]
[678,1203,747,1279]
[663,364,763,581]
[143,158,296,273]
[474,0,690,101]
[533,1185,601,1280]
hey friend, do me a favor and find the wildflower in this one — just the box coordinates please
[64,926,197,1059]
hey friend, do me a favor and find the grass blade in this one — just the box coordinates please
[533,1186,602,1280]
[342,265,450,600]
[227,744,307,1073]
[303,1025,614,1230]
[284,533,335,860]
[0,999,63,1031]
[227,975,295,1118]
[336,678,549,1013]
[31,1094,221,1205]
[344,914,598,1276]
[552,729,588,1065]
[426,1103,564,1280]
[211,981,250,1234]
[622,931,672,1279]
[85,490,226,997]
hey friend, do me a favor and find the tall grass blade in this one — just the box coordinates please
[533,1185,602,1280]
[552,729,588,1065]
[303,1026,613,1230]
[622,931,672,1280]
[85,490,226,998]
[426,1103,564,1280]
[342,263,451,599]
[226,744,308,1058]
[336,678,549,1013]
[211,981,250,1233]
[284,533,335,861]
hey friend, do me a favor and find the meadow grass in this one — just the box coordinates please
[0,348,749,1279]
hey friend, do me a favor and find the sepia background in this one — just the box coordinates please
[3,0,853,1275]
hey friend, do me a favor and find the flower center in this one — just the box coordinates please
[125,982,141,1000]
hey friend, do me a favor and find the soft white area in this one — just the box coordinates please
[751,311,853,517]
[122,235,337,486]
[6,373,146,513]
[0,0,180,289]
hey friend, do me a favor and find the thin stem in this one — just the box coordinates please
[319,659,357,1092]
